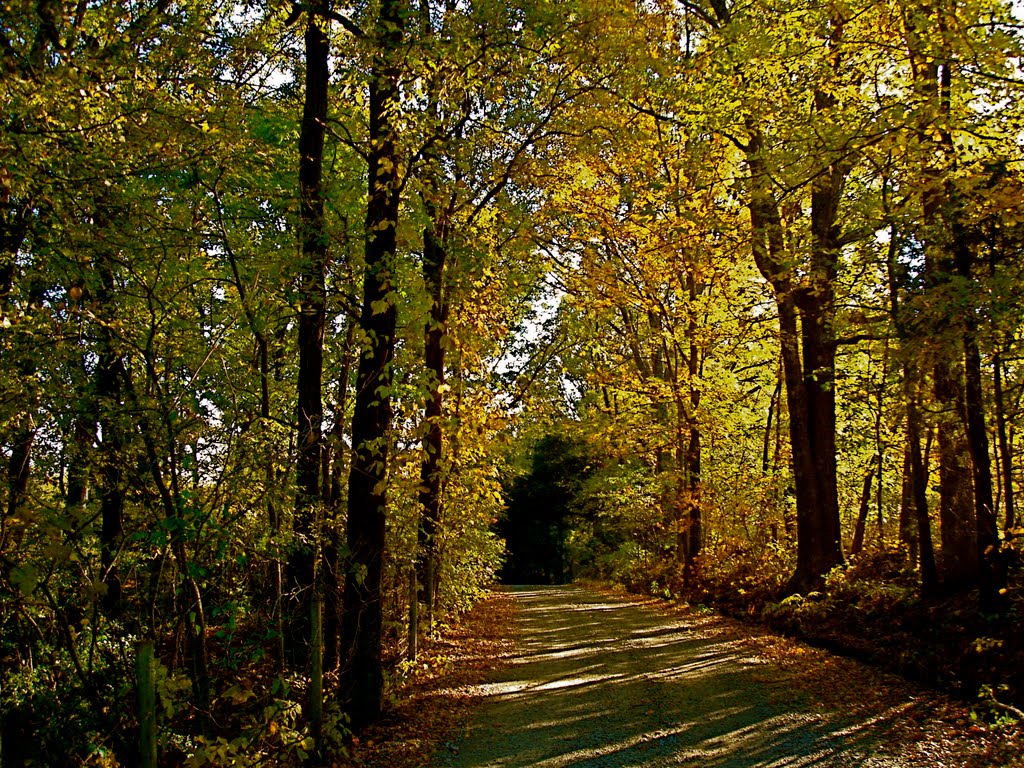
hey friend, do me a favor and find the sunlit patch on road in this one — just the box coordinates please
[435,585,941,768]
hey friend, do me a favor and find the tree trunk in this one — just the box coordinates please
[340,0,403,729]
[936,390,977,589]
[5,419,34,535]
[324,322,355,673]
[743,108,845,593]
[851,461,875,556]
[898,444,918,560]
[417,219,449,636]
[96,349,125,615]
[875,343,890,538]
[906,368,939,594]
[904,0,988,597]
[885,227,937,592]
[684,274,702,569]
[952,222,1005,605]
[1,222,37,553]
[65,352,94,512]
[762,375,781,475]
[674,272,703,583]
[136,640,157,768]
[286,0,330,670]
[994,351,1016,532]
[791,291,843,590]
[95,249,125,617]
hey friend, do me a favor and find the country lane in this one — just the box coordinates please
[433,584,934,768]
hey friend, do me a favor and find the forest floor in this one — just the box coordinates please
[344,583,1024,768]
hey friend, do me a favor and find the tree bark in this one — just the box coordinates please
[951,215,1005,605]
[65,412,93,511]
[340,0,403,728]
[5,417,34,536]
[851,461,875,556]
[885,226,937,592]
[898,444,918,560]
[906,368,939,594]
[0,134,31,555]
[94,228,125,617]
[678,271,702,581]
[762,375,781,475]
[745,131,845,592]
[935,366,977,588]
[96,335,125,616]
[417,218,449,636]
[324,322,355,673]
[286,0,330,669]
[994,351,1015,532]
[903,0,993,598]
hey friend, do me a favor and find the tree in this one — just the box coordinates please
[339,0,404,727]
[897,0,1018,602]
[284,0,330,672]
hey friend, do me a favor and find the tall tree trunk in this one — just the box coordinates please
[898,444,918,560]
[935,365,977,588]
[961,331,1003,605]
[63,343,94,513]
[678,272,702,581]
[417,218,449,637]
[732,31,848,592]
[708,1,848,593]
[745,135,845,592]
[885,226,937,591]
[875,341,890,538]
[96,341,125,616]
[904,0,983,595]
[906,368,939,594]
[286,0,330,669]
[951,218,1005,605]
[5,417,34,548]
[993,350,1015,531]
[324,322,355,673]
[934,439,972,592]
[791,289,843,589]
[340,0,403,728]
[94,226,125,617]
[1,204,33,554]
[3,293,38,536]
[413,0,450,645]
[65,409,93,512]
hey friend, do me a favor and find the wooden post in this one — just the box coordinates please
[137,640,157,768]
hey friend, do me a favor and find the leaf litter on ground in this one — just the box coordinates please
[335,590,517,768]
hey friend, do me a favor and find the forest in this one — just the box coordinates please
[2,0,1024,763]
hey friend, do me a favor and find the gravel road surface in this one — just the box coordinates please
[434,585,933,768]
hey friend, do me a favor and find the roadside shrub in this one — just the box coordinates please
[691,538,791,615]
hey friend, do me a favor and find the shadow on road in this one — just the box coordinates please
[435,585,914,768]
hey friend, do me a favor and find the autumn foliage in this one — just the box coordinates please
[3,0,1024,763]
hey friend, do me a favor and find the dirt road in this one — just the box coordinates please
[433,585,974,768]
